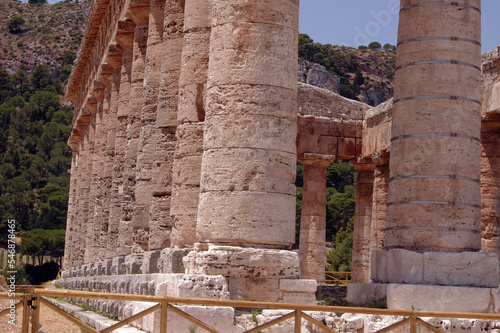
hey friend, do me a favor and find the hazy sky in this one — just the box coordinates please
[299,0,499,54]
[26,0,500,54]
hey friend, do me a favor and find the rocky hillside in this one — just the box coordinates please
[0,0,90,74]
[298,34,396,106]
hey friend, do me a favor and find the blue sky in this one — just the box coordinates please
[299,0,499,54]
[28,0,500,54]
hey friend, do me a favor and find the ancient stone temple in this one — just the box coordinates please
[59,0,500,321]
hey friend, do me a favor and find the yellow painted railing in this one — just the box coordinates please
[2,289,500,332]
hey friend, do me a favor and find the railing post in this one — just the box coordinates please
[295,309,301,333]
[30,290,40,333]
[160,300,168,333]
[22,292,29,333]
[410,313,417,333]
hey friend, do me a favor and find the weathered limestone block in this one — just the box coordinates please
[346,283,388,306]
[139,250,161,274]
[137,305,244,333]
[387,284,491,313]
[371,152,389,252]
[371,249,423,285]
[156,274,230,299]
[123,253,144,274]
[372,249,499,288]
[184,245,300,278]
[422,251,499,288]
[158,248,191,273]
[196,192,296,247]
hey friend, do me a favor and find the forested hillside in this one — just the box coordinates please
[0,65,73,233]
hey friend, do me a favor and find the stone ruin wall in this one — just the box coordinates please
[60,0,500,313]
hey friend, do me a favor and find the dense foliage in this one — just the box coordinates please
[295,161,357,271]
[0,65,73,234]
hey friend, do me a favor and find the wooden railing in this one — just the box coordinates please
[2,288,500,332]
[324,271,351,286]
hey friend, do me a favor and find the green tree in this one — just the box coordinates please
[383,43,396,51]
[7,16,25,33]
[368,41,382,50]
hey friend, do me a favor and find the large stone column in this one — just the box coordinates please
[298,155,334,282]
[86,71,112,263]
[107,21,135,259]
[184,0,318,304]
[386,0,482,252]
[168,0,208,249]
[370,151,389,252]
[118,1,150,255]
[133,0,166,251]
[350,159,375,284]
[352,0,499,311]
[148,0,185,253]
[63,152,79,268]
[481,115,500,257]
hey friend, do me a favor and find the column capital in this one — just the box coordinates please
[350,157,375,171]
[116,20,136,47]
[107,44,123,68]
[126,0,150,25]
[300,153,335,167]
[372,150,390,166]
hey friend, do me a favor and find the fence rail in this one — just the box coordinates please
[324,271,351,285]
[2,288,500,332]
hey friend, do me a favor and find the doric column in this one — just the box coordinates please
[168,0,208,248]
[76,106,97,266]
[86,70,113,264]
[183,0,314,304]
[481,115,500,256]
[370,151,389,252]
[107,21,135,258]
[118,0,150,255]
[133,0,166,250]
[95,47,123,260]
[196,0,300,248]
[148,0,185,251]
[350,159,375,283]
[63,152,79,269]
[386,0,482,252]
[299,155,334,282]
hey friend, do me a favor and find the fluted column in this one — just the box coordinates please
[107,21,135,258]
[148,0,185,251]
[196,0,300,247]
[299,155,334,282]
[350,159,375,283]
[169,0,208,248]
[386,0,482,251]
[118,0,150,255]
